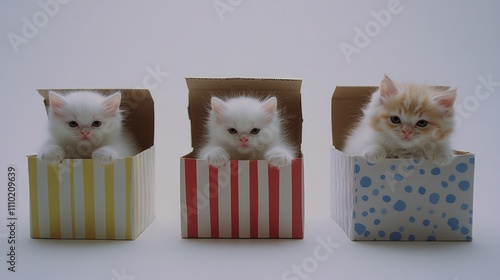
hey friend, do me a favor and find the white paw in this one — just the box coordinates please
[364,147,387,163]
[430,151,453,166]
[92,147,117,165]
[265,147,293,168]
[205,147,229,168]
[39,145,65,165]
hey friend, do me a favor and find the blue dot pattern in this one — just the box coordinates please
[350,156,474,241]
[404,185,412,193]
[459,181,470,191]
[456,163,468,173]
[446,194,456,203]
[394,174,404,181]
[393,200,406,211]
[418,187,426,195]
[431,167,441,175]
[429,193,440,204]
[360,177,372,188]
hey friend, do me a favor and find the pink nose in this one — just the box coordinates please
[402,130,412,137]
[239,137,248,144]
[81,131,90,137]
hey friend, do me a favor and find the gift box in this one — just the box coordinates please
[330,86,475,241]
[27,89,155,240]
[180,78,304,238]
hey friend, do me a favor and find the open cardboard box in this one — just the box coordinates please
[330,86,475,241]
[180,78,304,238]
[27,89,155,240]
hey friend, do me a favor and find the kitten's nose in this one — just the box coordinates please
[81,131,90,137]
[402,130,412,137]
[239,137,248,144]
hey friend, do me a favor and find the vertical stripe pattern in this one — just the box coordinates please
[230,161,239,238]
[27,147,155,240]
[28,158,39,238]
[330,147,355,239]
[184,159,198,238]
[180,158,304,239]
[209,166,219,238]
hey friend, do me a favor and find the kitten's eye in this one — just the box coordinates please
[228,128,237,134]
[390,116,401,124]
[250,128,260,134]
[68,121,78,128]
[416,120,428,127]
[92,121,102,127]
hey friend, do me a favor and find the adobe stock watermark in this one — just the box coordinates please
[1,228,12,273]
[455,74,498,128]
[7,0,72,54]
[180,159,239,225]
[380,158,424,192]
[111,267,135,280]
[339,0,407,64]
[212,0,243,21]
[282,235,340,280]
[121,63,170,113]
[132,64,170,91]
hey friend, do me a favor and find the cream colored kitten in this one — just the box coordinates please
[343,75,456,165]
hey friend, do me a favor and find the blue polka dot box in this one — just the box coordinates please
[330,87,475,241]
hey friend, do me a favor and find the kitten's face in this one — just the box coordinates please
[372,76,456,148]
[48,91,122,153]
[209,96,278,154]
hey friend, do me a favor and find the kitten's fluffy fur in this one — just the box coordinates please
[199,95,295,168]
[39,91,138,165]
[343,75,457,165]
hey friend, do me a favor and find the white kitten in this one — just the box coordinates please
[199,95,295,168]
[39,90,138,165]
[343,75,457,166]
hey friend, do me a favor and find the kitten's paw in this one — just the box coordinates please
[430,151,453,166]
[265,147,293,168]
[39,145,65,165]
[92,147,117,165]
[364,148,387,163]
[205,147,229,168]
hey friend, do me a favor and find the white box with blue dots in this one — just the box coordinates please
[330,86,474,241]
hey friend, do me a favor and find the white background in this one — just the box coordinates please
[1,0,499,279]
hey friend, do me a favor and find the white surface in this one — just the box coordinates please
[1,0,499,279]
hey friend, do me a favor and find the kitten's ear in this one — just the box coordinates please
[103,92,122,117]
[380,75,399,100]
[261,97,277,121]
[211,97,228,123]
[48,91,67,117]
[434,89,457,109]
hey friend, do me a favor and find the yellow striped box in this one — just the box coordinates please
[28,89,155,240]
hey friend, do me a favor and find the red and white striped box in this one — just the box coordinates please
[181,78,304,239]
[180,158,304,238]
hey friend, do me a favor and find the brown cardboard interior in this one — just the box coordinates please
[185,77,303,158]
[37,89,154,153]
[331,86,375,151]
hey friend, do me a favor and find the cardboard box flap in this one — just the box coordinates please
[186,77,302,91]
[331,86,376,151]
[37,89,154,153]
[186,78,303,152]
